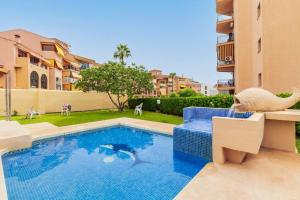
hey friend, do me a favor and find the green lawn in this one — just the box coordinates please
[7,109,183,127]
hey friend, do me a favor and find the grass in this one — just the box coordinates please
[6,109,183,127]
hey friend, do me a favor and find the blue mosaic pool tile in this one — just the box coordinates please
[2,126,207,200]
[174,107,252,162]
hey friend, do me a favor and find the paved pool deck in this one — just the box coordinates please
[1,118,300,200]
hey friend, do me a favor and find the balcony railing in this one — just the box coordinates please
[217,79,234,88]
[217,59,235,66]
[64,65,80,72]
[217,34,234,44]
[63,77,77,84]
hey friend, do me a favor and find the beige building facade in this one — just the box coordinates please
[216,0,300,94]
[0,29,96,91]
[148,69,201,96]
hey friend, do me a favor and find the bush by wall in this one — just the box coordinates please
[277,93,300,109]
[278,93,300,136]
[129,94,233,116]
[160,95,234,115]
[128,98,158,112]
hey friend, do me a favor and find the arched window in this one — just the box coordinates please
[41,74,48,89]
[30,71,39,88]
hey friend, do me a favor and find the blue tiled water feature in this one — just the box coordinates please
[173,107,252,162]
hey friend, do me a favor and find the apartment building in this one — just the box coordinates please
[148,69,201,96]
[0,29,96,90]
[200,84,218,96]
[216,0,300,94]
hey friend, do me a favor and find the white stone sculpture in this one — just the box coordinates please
[234,88,300,112]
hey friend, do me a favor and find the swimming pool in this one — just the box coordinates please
[2,126,208,200]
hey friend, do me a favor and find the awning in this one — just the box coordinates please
[55,43,65,57]
[0,67,8,74]
[47,59,55,68]
[55,60,63,70]
[71,71,81,79]
[42,59,52,66]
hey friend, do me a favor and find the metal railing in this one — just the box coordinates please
[217,79,235,87]
[64,65,80,72]
[63,77,77,84]
[217,34,234,44]
[217,59,235,66]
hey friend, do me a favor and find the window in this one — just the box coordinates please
[257,2,261,20]
[258,73,262,87]
[18,49,27,57]
[42,44,56,51]
[80,63,90,70]
[56,77,62,90]
[30,56,40,65]
[41,74,48,89]
[30,71,39,88]
[258,38,262,53]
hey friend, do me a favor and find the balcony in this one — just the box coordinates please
[217,60,234,72]
[216,0,233,15]
[15,57,29,68]
[217,14,234,34]
[63,77,77,84]
[216,79,235,91]
[63,65,80,72]
[217,34,234,72]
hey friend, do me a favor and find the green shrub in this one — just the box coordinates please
[278,93,300,136]
[178,88,197,97]
[169,92,178,98]
[160,94,233,116]
[277,93,300,109]
[128,98,158,111]
[12,110,18,116]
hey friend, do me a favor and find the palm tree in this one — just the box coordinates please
[113,44,132,65]
[169,72,176,93]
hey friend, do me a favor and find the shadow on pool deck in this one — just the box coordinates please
[175,148,300,200]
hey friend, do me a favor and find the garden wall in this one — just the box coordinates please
[0,89,116,115]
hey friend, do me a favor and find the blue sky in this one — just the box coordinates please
[0,0,230,85]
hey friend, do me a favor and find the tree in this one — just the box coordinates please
[113,44,132,65]
[178,88,197,97]
[169,72,176,93]
[76,62,153,111]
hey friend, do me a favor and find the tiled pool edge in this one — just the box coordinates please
[0,118,176,200]
[0,149,9,200]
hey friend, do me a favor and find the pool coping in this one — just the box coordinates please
[0,118,176,200]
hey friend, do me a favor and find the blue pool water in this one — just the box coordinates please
[2,126,208,200]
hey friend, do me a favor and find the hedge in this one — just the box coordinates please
[277,93,300,109]
[277,93,300,137]
[129,93,300,136]
[128,94,233,116]
[160,95,233,115]
[128,97,158,112]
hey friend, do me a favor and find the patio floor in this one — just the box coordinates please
[175,148,300,200]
